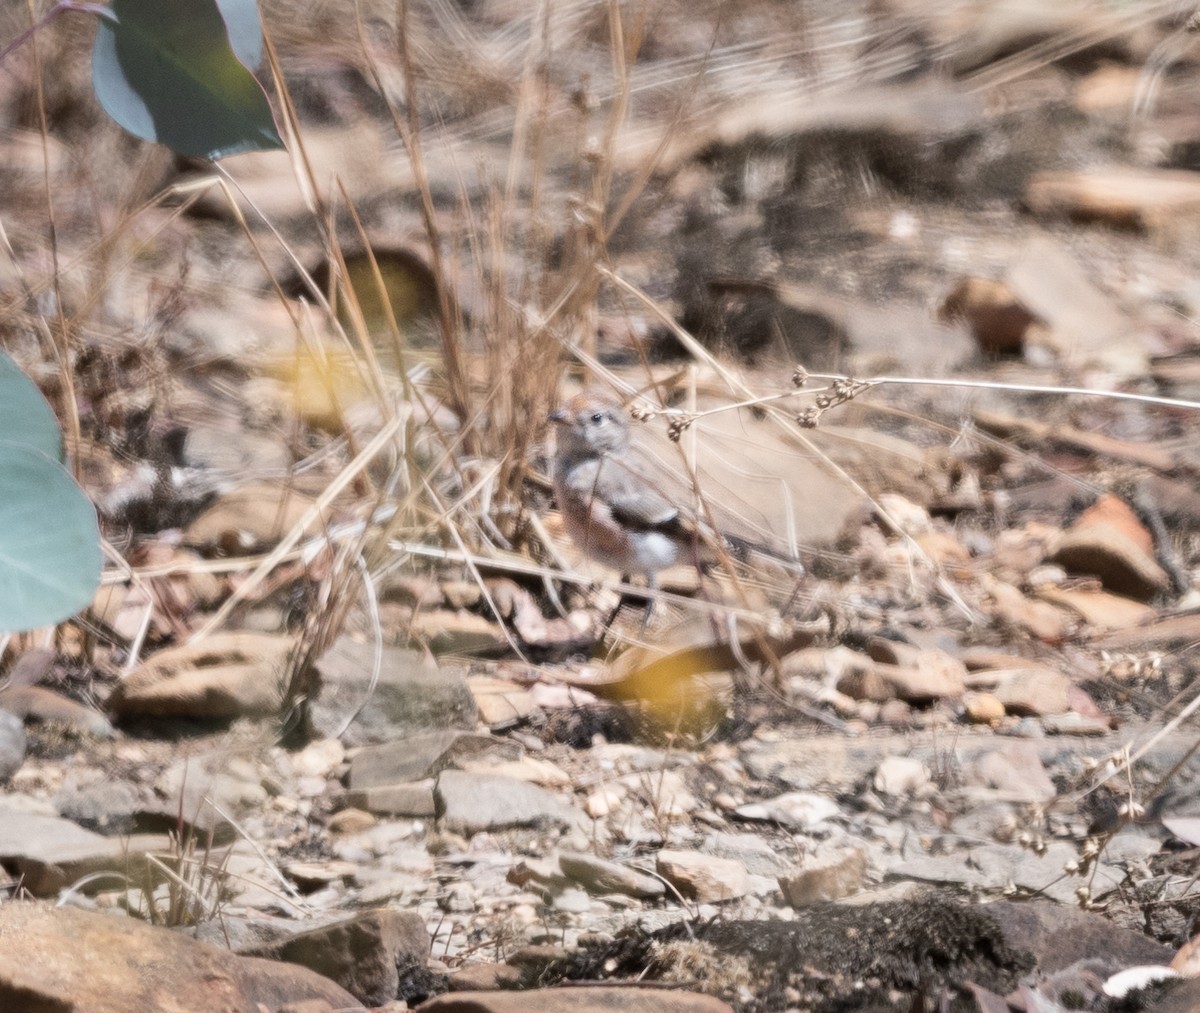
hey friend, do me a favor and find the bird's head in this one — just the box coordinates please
[548,391,632,459]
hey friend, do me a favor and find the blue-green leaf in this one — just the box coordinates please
[215,0,264,70]
[0,443,101,632]
[92,0,284,160]
[0,349,63,463]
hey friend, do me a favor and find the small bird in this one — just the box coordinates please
[548,390,717,622]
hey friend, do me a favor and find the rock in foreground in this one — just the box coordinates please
[0,902,358,1013]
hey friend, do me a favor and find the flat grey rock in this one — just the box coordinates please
[703,832,795,877]
[435,771,584,835]
[1146,977,1200,1013]
[340,781,437,817]
[0,709,26,781]
[311,636,477,745]
[886,840,1128,905]
[559,850,665,899]
[6,828,174,897]
[348,729,521,789]
[240,908,431,1007]
[0,811,104,862]
[982,899,1172,973]
[55,778,143,834]
[741,731,1095,793]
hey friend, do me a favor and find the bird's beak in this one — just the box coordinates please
[548,407,568,425]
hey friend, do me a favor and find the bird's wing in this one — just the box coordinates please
[558,455,679,529]
[600,458,683,532]
[606,457,764,565]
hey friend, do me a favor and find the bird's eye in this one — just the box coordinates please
[590,412,605,424]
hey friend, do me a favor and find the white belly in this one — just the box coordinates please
[627,531,679,575]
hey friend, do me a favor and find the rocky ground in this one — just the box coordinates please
[4,1,1200,1011]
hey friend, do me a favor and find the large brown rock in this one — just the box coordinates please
[939,276,1039,355]
[0,902,358,1012]
[991,667,1072,717]
[0,684,114,738]
[656,850,750,903]
[778,847,867,906]
[183,480,324,553]
[1050,523,1171,603]
[1026,167,1200,236]
[108,632,297,720]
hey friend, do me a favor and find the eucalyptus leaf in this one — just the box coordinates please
[0,349,63,463]
[92,0,283,160]
[0,443,101,632]
[215,0,265,70]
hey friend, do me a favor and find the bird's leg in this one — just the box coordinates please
[597,575,657,639]
[638,573,659,637]
[599,574,633,631]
